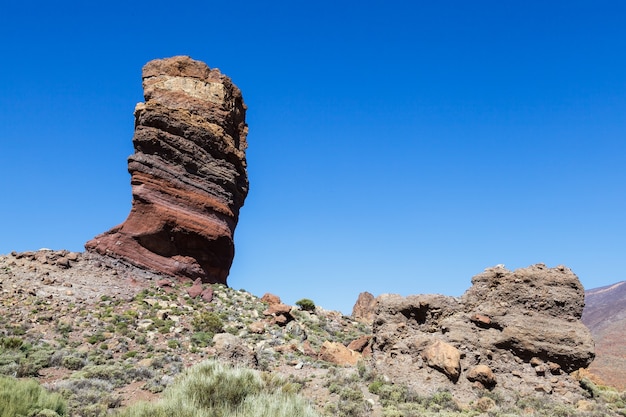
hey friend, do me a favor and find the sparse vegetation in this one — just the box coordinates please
[114,360,319,417]
[0,376,67,417]
[2,252,626,417]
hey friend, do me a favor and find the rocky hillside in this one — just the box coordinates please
[2,251,626,416]
[582,281,626,390]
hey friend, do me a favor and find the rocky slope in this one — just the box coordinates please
[2,253,625,416]
[86,56,248,284]
[582,281,626,390]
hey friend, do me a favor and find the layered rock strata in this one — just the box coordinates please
[86,56,248,284]
[371,264,595,404]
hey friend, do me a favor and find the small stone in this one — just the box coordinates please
[547,361,561,374]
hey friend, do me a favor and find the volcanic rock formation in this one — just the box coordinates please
[371,264,595,403]
[86,56,248,284]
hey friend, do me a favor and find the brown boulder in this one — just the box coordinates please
[467,364,496,388]
[261,293,282,305]
[347,335,372,352]
[263,303,293,326]
[319,341,361,366]
[86,56,248,284]
[187,278,203,298]
[422,339,461,382]
[351,291,378,324]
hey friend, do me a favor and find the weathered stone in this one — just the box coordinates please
[201,287,214,302]
[262,302,293,326]
[371,264,595,405]
[319,341,361,366]
[187,278,203,298]
[86,56,248,284]
[351,291,378,325]
[495,318,594,372]
[347,335,372,352]
[248,320,266,334]
[156,279,173,288]
[261,293,281,305]
[264,303,292,315]
[467,365,496,388]
[422,339,461,382]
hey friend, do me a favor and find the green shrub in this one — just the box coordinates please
[191,332,213,347]
[86,332,106,345]
[295,299,316,312]
[72,365,130,387]
[191,311,224,335]
[0,375,67,417]
[52,378,119,416]
[1,336,23,349]
[114,360,319,417]
[62,355,86,371]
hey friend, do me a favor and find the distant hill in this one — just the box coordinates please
[582,281,626,389]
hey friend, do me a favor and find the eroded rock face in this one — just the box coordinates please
[351,291,378,325]
[371,264,595,403]
[86,56,248,284]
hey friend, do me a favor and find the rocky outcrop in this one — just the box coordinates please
[371,264,595,404]
[86,56,248,284]
[351,291,378,325]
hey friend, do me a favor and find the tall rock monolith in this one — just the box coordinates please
[86,56,248,284]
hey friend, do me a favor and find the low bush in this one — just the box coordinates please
[296,299,316,312]
[191,311,224,335]
[0,375,67,417]
[115,359,319,417]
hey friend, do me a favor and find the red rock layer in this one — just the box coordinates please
[86,56,248,284]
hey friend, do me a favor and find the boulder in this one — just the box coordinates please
[351,291,378,325]
[466,365,496,388]
[86,56,248,284]
[319,341,361,366]
[261,293,282,305]
[187,278,203,298]
[347,335,372,352]
[422,339,461,382]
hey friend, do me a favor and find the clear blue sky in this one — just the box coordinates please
[1,1,624,314]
